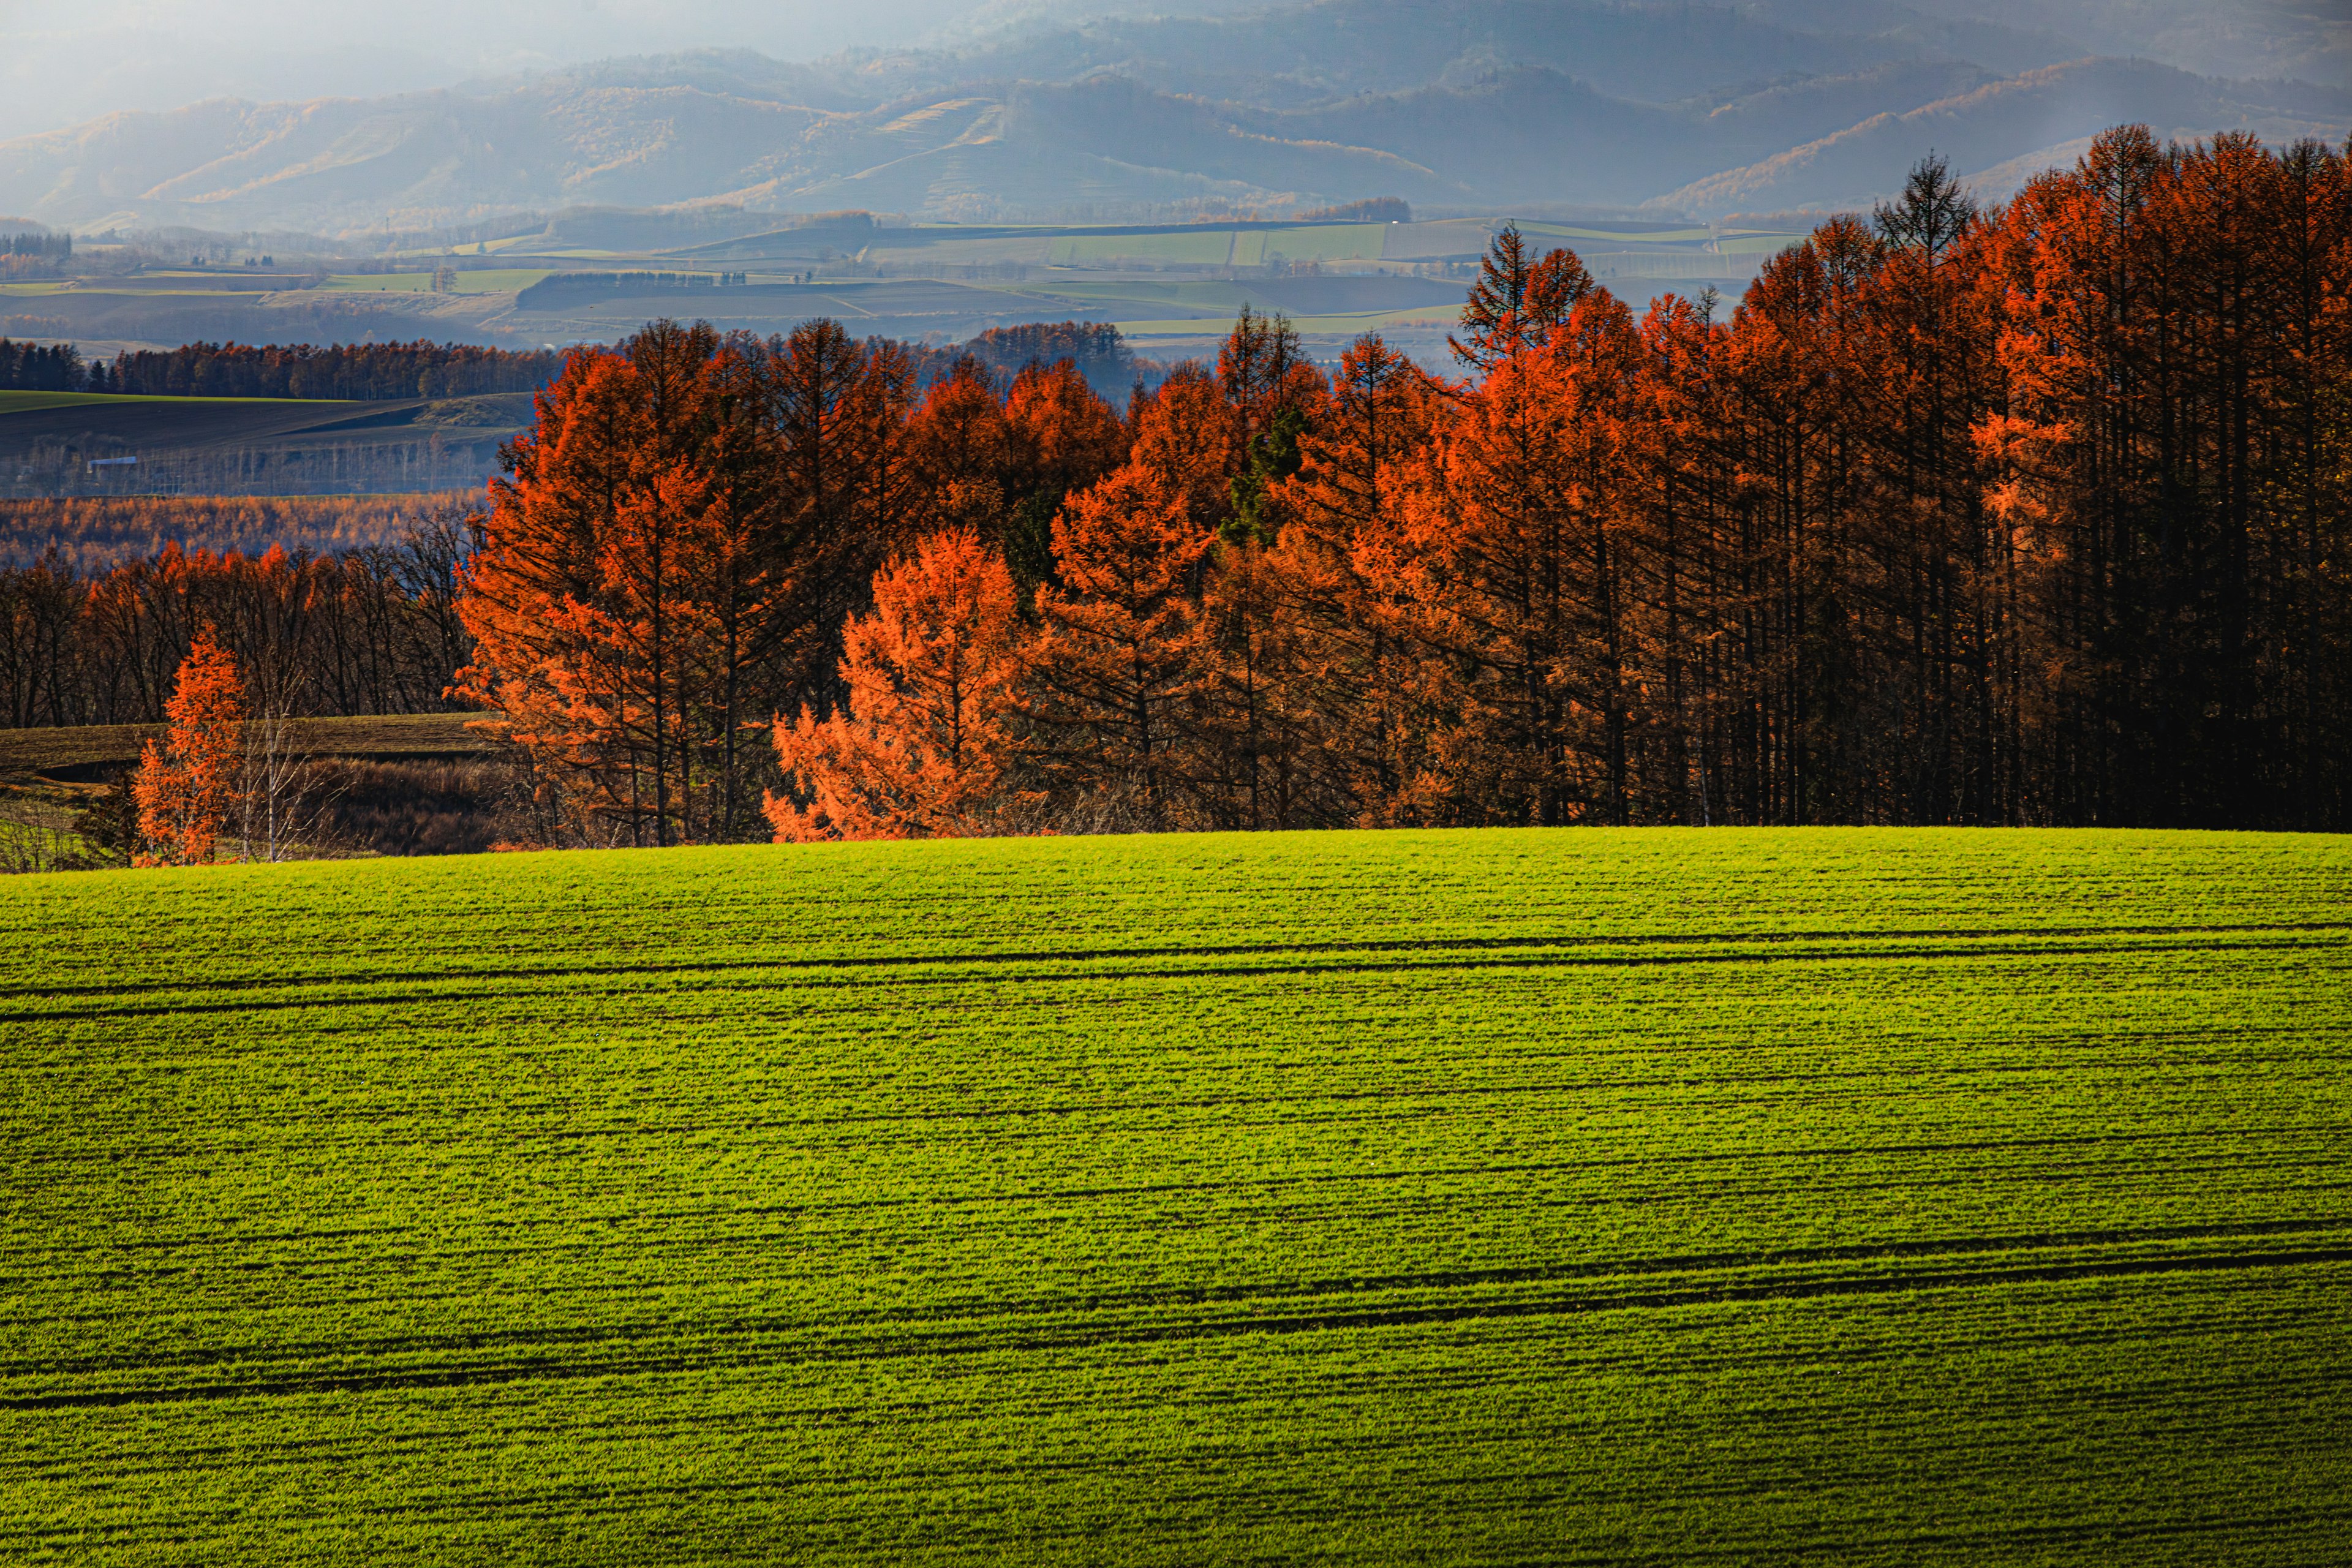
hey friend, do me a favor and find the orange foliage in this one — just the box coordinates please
[1023,465,1213,818]
[766,527,1023,840]
[1374,293,1646,825]
[130,625,246,865]
[905,356,1019,538]
[405,135,2352,839]
[1126,363,1240,532]
[1262,332,1447,822]
[1004,359,1129,498]
[454,322,867,846]
[0,493,469,574]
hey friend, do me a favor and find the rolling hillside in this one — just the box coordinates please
[0,391,530,497]
[4,827,2350,1559]
[3,0,2345,231]
[1662,57,2352,214]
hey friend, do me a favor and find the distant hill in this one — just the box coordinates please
[1658,58,2351,215]
[0,0,2344,231]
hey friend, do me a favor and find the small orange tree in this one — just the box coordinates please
[131,627,247,865]
[766,528,1025,840]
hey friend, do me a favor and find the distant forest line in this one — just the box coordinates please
[0,495,472,575]
[0,322,1145,403]
[0,341,563,401]
[6,129,2350,835]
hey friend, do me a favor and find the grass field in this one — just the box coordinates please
[1115,307,1461,339]
[3,827,2348,1564]
[315,270,556,295]
[0,390,328,413]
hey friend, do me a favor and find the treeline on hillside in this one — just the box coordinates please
[963,322,1138,396]
[0,340,564,398]
[0,516,474,729]
[456,130,2352,843]
[4,326,1152,404]
[0,340,88,391]
[96,343,567,400]
[2,325,1149,402]
[20,129,2352,842]
[0,494,472,574]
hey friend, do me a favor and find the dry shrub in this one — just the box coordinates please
[315,758,535,857]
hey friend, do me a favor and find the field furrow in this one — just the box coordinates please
[1,827,2347,1564]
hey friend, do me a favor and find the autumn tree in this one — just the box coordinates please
[758,320,921,709]
[1194,535,1319,827]
[1218,306,1328,542]
[1023,466,1214,822]
[1128,363,1241,534]
[1452,224,1598,368]
[1699,221,1878,824]
[454,338,696,842]
[1264,331,1448,821]
[767,527,1025,840]
[1377,290,1647,824]
[905,355,1019,541]
[1623,290,1735,825]
[455,318,919,846]
[131,625,246,865]
[1001,358,1131,590]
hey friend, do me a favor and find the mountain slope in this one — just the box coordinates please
[1,1,2342,233]
[1659,58,2351,216]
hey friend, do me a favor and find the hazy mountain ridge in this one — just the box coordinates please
[2,0,2344,233]
[1661,58,2352,213]
[842,0,2138,134]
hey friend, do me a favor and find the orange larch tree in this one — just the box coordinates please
[455,345,671,844]
[1452,225,1598,368]
[1371,309,1644,825]
[1001,358,1131,590]
[1218,305,1328,543]
[1195,535,1318,828]
[1023,466,1214,822]
[904,355,1019,542]
[131,625,246,865]
[1268,331,1450,821]
[766,527,1025,840]
[456,320,916,846]
[1127,363,1241,535]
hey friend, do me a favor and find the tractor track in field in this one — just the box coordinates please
[10,1235,2351,1411]
[8,831,2350,1559]
[7,921,2348,1027]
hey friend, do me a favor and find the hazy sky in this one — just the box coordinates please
[0,0,1011,138]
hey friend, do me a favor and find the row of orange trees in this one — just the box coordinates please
[459,132,2352,839]
[0,522,474,730]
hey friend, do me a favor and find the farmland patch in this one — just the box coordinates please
[2,827,2346,1562]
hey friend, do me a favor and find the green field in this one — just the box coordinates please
[0,390,330,413]
[4,827,2349,1563]
[1518,221,1722,244]
[316,269,556,294]
[1114,307,1460,339]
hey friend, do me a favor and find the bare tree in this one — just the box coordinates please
[236,687,345,861]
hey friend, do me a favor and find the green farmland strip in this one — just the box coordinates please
[0,390,340,414]
[1,827,2348,1563]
